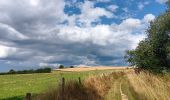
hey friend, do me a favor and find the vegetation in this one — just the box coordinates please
[34,70,170,100]
[35,72,124,100]
[0,69,114,100]
[0,67,52,75]
[59,65,64,69]
[0,69,170,100]
[125,1,170,73]
[70,66,74,68]
[127,71,170,100]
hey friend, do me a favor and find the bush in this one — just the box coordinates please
[35,67,52,73]
[70,66,74,68]
[8,69,16,74]
[59,65,64,69]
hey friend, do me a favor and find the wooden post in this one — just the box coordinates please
[61,77,65,100]
[25,93,31,100]
[61,77,65,93]
[78,77,81,84]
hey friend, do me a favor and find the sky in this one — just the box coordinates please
[0,0,168,72]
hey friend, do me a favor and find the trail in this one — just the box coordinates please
[120,82,128,100]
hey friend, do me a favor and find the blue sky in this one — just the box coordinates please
[0,0,168,72]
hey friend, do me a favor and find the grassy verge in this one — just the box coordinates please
[127,71,170,100]
[36,71,125,100]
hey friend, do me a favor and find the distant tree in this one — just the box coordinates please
[70,66,74,68]
[8,69,16,74]
[59,65,64,69]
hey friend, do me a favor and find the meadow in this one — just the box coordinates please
[0,69,115,100]
[0,68,170,100]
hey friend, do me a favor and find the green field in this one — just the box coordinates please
[0,70,114,100]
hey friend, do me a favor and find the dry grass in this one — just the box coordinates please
[55,66,128,72]
[34,69,170,100]
[35,72,124,100]
[127,71,170,100]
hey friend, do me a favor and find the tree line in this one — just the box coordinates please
[0,67,52,75]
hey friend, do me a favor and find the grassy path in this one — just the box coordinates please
[120,82,128,100]
[105,78,121,100]
[105,71,138,100]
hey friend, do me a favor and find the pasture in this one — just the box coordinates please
[0,68,119,100]
[0,67,170,100]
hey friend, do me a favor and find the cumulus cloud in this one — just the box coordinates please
[76,1,114,26]
[0,0,155,70]
[0,45,16,58]
[107,5,119,12]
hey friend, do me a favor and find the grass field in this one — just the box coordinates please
[0,69,116,100]
[1,68,170,100]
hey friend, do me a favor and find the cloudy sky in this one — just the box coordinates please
[0,0,168,72]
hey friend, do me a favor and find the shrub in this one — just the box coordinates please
[70,66,74,68]
[59,65,64,69]
[8,69,16,74]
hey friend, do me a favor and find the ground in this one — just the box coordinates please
[0,66,170,100]
[0,67,121,100]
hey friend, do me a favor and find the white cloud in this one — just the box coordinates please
[0,0,155,69]
[156,0,168,4]
[138,1,150,10]
[0,45,16,58]
[58,17,146,47]
[30,0,40,6]
[119,18,142,31]
[96,0,110,3]
[107,5,119,12]
[143,14,155,23]
[76,1,113,26]
[138,3,145,10]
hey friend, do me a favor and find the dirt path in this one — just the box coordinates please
[120,82,128,100]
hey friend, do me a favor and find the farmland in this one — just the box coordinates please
[0,67,170,100]
[0,67,120,100]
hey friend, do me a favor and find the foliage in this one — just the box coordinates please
[125,5,170,73]
[59,65,64,69]
[0,67,52,75]
[70,66,74,68]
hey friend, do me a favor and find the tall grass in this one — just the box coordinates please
[35,72,124,100]
[127,71,170,100]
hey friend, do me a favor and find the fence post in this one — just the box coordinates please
[61,77,65,100]
[25,93,31,100]
[78,77,81,84]
[61,77,65,93]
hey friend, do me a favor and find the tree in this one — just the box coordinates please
[125,3,170,73]
[59,65,64,69]
[8,69,16,74]
[70,66,74,68]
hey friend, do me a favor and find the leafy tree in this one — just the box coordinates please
[125,2,170,73]
[8,69,16,74]
[70,66,74,68]
[59,65,64,69]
